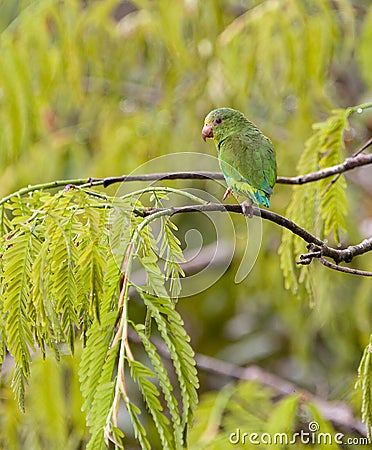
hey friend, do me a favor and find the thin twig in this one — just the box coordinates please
[325,138,372,188]
[319,257,372,277]
[352,137,372,157]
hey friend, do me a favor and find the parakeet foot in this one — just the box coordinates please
[241,200,254,218]
[223,188,232,200]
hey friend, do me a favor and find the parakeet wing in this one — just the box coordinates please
[219,130,276,195]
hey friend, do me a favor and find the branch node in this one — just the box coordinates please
[64,184,76,192]
[133,208,146,217]
[343,250,353,264]
[296,258,312,266]
[298,243,325,265]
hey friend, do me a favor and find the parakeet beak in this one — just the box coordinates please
[202,123,213,141]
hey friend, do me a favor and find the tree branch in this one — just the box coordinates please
[298,239,372,267]
[194,353,367,436]
[278,152,372,185]
[88,143,372,188]
[352,136,372,157]
[128,329,366,436]
[0,139,370,206]
[0,139,370,275]
[139,203,372,274]
[318,257,372,277]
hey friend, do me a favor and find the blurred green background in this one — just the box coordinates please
[0,0,372,448]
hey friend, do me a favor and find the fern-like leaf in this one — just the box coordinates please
[78,204,108,322]
[125,399,151,450]
[80,251,121,450]
[158,217,185,299]
[134,323,184,447]
[48,214,80,352]
[128,358,174,449]
[81,318,118,450]
[279,107,352,294]
[355,337,372,442]
[140,292,199,429]
[316,109,350,242]
[3,231,37,409]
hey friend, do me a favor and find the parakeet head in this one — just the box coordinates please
[202,107,247,143]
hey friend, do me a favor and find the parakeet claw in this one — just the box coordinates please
[241,200,254,218]
[223,188,232,200]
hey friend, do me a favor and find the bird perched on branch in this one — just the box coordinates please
[202,107,277,216]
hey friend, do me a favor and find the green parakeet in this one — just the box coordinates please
[202,107,277,216]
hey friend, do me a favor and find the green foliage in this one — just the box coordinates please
[216,0,354,111]
[140,292,199,429]
[0,0,372,448]
[128,359,173,449]
[358,5,372,92]
[355,336,372,442]
[188,380,353,449]
[158,217,186,298]
[0,179,202,447]
[279,106,359,295]
[1,190,107,408]
[3,231,37,410]
[0,0,367,196]
[0,352,87,450]
[79,309,117,449]
[134,323,183,446]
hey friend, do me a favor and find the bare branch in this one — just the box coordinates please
[128,329,366,436]
[143,202,322,243]
[352,136,372,157]
[139,203,372,275]
[85,144,372,188]
[298,239,372,266]
[278,152,372,185]
[1,139,369,206]
[194,353,366,436]
[98,171,224,186]
[318,257,372,277]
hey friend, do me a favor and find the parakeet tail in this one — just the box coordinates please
[254,189,270,207]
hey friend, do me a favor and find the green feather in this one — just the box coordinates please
[203,108,277,207]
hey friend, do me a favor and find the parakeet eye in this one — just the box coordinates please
[215,117,222,124]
